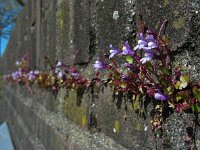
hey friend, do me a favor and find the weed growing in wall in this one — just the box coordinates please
[3,20,200,138]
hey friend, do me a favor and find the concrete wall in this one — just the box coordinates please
[1,0,200,149]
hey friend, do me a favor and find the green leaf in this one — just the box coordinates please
[180,75,189,83]
[155,129,162,137]
[145,62,153,72]
[114,73,120,79]
[133,100,139,111]
[192,87,200,101]
[176,95,183,102]
[192,104,200,112]
[126,56,134,64]
[162,35,169,44]
[178,75,190,89]
[114,120,120,133]
[167,86,173,95]
[120,83,126,88]
[159,66,169,75]
[174,81,180,89]
[160,79,167,86]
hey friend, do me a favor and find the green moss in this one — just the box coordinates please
[114,120,120,133]
[134,120,143,131]
[173,10,179,17]
[55,137,62,150]
[57,7,65,32]
[163,0,169,7]
[57,0,70,34]
[179,0,185,5]
[63,90,87,127]
[172,17,186,30]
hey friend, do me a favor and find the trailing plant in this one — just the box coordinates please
[3,20,200,137]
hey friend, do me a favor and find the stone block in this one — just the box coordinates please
[73,0,90,64]
[136,0,200,80]
[90,0,136,58]
[56,0,75,65]
[47,0,57,64]
[63,89,89,127]
[94,86,157,149]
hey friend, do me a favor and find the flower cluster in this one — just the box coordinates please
[4,56,90,95]
[93,28,200,135]
[4,55,39,83]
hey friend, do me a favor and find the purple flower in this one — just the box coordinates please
[28,74,35,81]
[154,91,168,101]
[134,30,157,51]
[140,52,154,64]
[56,61,62,67]
[121,74,130,82]
[134,39,148,51]
[109,44,121,59]
[34,70,40,75]
[27,71,36,81]
[71,72,79,79]
[93,61,108,70]
[122,41,134,56]
[57,72,64,78]
[15,60,21,66]
[142,42,158,51]
[11,70,22,80]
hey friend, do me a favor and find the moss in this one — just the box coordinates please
[57,0,70,35]
[55,136,62,150]
[163,0,169,7]
[179,0,185,5]
[58,10,64,32]
[173,10,179,17]
[114,120,120,133]
[155,20,160,30]
[63,90,87,127]
[134,120,143,131]
[172,17,186,30]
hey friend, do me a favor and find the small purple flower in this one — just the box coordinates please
[15,60,21,66]
[109,44,121,59]
[134,40,148,51]
[142,42,158,51]
[57,72,64,78]
[140,52,154,64]
[122,41,134,56]
[34,70,40,75]
[134,30,157,51]
[154,91,168,101]
[121,74,131,82]
[28,74,35,81]
[27,71,36,81]
[11,70,22,80]
[93,61,108,70]
[56,61,62,67]
[71,72,79,79]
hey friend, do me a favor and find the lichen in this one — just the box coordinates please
[63,90,87,126]
[172,17,186,30]
[163,0,169,7]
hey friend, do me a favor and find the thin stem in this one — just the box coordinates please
[158,19,168,37]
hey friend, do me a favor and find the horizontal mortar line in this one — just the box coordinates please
[5,96,47,150]
[8,85,127,150]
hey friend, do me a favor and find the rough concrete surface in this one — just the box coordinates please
[0,0,200,149]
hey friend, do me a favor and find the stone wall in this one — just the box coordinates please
[0,0,200,149]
